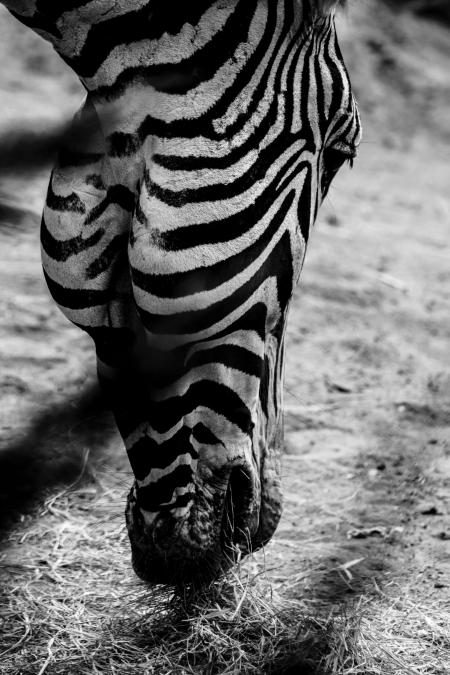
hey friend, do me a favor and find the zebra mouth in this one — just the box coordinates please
[125,466,267,586]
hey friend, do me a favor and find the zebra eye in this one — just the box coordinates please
[322,147,352,174]
[321,146,355,198]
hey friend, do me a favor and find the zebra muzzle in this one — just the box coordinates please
[124,462,265,585]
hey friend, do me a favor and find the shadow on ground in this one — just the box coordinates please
[0,382,117,537]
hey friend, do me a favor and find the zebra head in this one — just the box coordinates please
[5,0,360,584]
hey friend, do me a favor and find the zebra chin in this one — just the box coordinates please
[124,461,283,586]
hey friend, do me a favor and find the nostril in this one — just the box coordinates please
[229,467,251,520]
[221,467,253,554]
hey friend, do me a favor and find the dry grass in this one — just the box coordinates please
[0,463,448,675]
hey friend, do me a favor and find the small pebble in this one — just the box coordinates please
[435,532,450,541]
[419,504,441,516]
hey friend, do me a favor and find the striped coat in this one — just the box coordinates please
[3,0,361,584]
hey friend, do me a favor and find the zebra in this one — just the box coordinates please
[2,0,361,584]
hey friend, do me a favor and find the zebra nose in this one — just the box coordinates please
[221,467,260,556]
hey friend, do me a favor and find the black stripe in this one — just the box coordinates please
[83,0,256,93]
[144,137,298,206]
[86,233,129,279]
[297,167,313,243]
[137,230,294,335]
[314,48,328,137]
[273,320,285,418]
[322,29,347,133]
[85,184,135,225]
[63,0,217,78]
[106,0,282,152]
[259,355,270,419]
[192,422,224,447]
[297,37,317,150]
[153,93,280,172]
[41,216,104,262]
[131,190,295,298]
[148,154,305,252]
[101,305,268,438]
[151,1,306,172]
[46,179,86,214]
[43,270,114,309]
[66,3,158,78]
[127,426,196,479]
[119,380,252,437]
[201,302,267,345]
[143,1,220,39]
[137,464,194,512]
[187,345,262,379]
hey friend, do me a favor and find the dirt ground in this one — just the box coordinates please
[0,4,449,674]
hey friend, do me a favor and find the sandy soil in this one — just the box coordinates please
[0,4,449,673]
